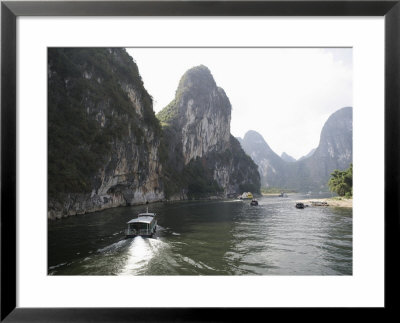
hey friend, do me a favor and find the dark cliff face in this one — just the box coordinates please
[48,48,164,218]
[158,65,260,198]
[239,107,353,191]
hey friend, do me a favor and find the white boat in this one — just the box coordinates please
[240,192,254,200]
[125,208,157,238]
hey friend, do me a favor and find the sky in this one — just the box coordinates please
[126,48,352,160]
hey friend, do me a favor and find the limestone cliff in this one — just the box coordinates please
[294,106,353,190]
[48,48,164,219]
[157,65,260,198]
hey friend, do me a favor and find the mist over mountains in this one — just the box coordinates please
[238,107,353,191]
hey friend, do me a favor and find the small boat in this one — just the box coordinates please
[250,199,258,206]
[125,207,157,238]
[295,202,305,209]
[278,192,288,197]
[240,192,254,200]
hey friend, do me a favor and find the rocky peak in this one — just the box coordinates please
[157,66,260,199]
[242,130,281,161]
[314,106,352,169]
[176,65,217,96]
[158,65,232,164]
[281,152,296,163]
[240,130,285,187]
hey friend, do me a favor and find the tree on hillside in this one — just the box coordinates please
[328,164,353,197]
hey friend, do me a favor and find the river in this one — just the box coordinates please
[48,193,352,275]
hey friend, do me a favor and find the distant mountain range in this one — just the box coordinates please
[238,107,353,191]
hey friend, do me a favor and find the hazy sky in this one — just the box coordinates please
[126,48,352,159]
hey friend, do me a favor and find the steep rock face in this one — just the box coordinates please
[240,130,286,188]
[157,65,260,198]
[158,65,231,164]
[48,48,164,219]
[312,106,352,171]
[239,107,353,191]
[296,106,353,189]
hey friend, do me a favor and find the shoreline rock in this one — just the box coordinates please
[297,198,352,208]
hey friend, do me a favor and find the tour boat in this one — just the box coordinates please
[250,199,258,206]
[125,208,157,238]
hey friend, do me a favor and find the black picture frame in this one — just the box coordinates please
[1,1,399,321]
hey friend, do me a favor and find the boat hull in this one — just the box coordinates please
[125,233,155,239]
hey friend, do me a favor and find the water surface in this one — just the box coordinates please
[48,193,352,275]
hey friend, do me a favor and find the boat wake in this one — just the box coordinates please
[97,239,129,253]
[119,236,167,275]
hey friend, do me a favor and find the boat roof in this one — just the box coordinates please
[127,216,155,224]
[138,212,155,217]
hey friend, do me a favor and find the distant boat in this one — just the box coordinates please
[240,192,253,200]
[125,208,157,238]
[278,192,288,197]
[250,199,258,206]
[295,202,305,209]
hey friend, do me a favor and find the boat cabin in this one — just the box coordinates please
[125,209,157,238]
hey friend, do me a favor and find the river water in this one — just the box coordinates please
[48,193,352,275]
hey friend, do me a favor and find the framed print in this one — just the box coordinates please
[1,0,399,321]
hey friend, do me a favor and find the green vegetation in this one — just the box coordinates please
[48,50,260,204]
[159,133,260,199]
[184,158,224,199]
[229,136,260,195]
[328,163,353,197]
[156,99,179,125]
[48,48,161,200]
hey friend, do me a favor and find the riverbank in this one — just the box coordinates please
[298,197,352,208]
